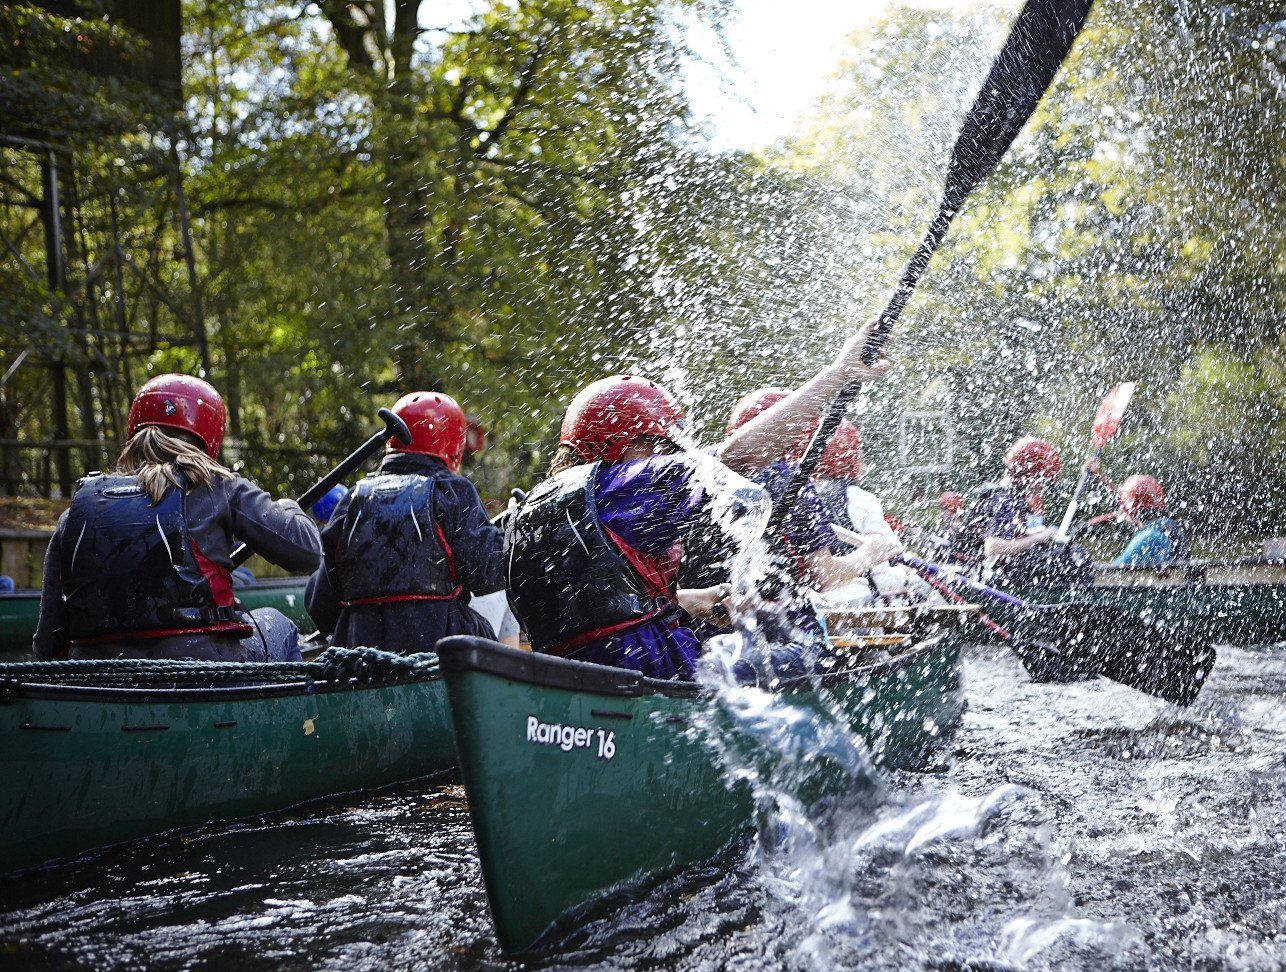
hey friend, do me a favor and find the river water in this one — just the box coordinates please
[2,642,1284,972]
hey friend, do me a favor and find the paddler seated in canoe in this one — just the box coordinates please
[1082,461,1190,566]
[503,320,895,681]
[919,490,967,563]
[306,391,517,653]
[32,374,322,663]
[715,388,911,608]
[961,436,1091,586]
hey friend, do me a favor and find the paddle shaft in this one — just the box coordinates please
[896,553,1030,609]
[914,565,1013,639]
[766,0,1096,535]
[231,407,411,568]
[1055,445,1100,542]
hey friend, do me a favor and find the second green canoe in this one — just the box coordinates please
[987,558,1286,648]
[438,615,965,953]
[0,647,453,876]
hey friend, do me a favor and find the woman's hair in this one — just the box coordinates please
[115,425,234,503]
[547,444,582,478]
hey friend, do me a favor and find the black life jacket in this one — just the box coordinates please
[957,482,1010,564]
[60,473,249,645]
[333,473,460,606]
[504,462,670,654]
[812,477,856,553]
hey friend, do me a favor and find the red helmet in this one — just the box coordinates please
[560,376,686,464]
[815,421,863,480]
[939,490,965,514]
[727,387,862,478]
[1119,474,1165,515]
[127,374,226,458]
[726,387,791,435]
[389,391,468,471]
[1004,436,1062,482]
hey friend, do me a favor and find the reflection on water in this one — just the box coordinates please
[4,644,1286,971]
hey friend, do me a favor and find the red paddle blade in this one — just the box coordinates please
[1091,382,1135,450]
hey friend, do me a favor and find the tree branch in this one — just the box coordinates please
[317,0,376,76]
[483,38,545,151]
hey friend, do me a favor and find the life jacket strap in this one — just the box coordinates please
[339,584,464,607]
[546,605,670,657]
[70,619,254,646]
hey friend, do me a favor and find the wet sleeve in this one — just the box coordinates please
[439,477,505,596]
[227,477,323,573]
[32,513,70,661]
[304,502,350,638]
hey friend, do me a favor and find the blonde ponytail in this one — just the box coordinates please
[115,426,234,503]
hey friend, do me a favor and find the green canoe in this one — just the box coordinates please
[0,647,452,876]
[0,576,313,661]
[986,558,1286,647]
[437,613,965,953]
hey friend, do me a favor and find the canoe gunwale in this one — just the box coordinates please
[0,673,439,705]
[1098,556,1286,573]
[437,631,951,699]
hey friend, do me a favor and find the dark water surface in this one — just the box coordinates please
[3,644,1286,971]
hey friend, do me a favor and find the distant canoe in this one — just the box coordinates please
[438,610,966,953]
[0,648,450,876]
[0,576,313,660]
[984,558,1286,647]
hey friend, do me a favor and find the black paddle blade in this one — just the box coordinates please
[1012,603,1216,707]
[863,0,1097,362]
[943,0,1097,208]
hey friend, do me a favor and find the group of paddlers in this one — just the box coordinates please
[31,319,1188,680]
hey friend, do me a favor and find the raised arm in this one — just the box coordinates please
[715,318,891,475]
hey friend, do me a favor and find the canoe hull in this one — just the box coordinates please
[438,633,963,952]
[0,675,454,875]
[986,560,1286,647]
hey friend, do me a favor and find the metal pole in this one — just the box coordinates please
[42,147,72,496]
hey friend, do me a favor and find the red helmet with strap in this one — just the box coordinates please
[560,376,686,464]
[389,391,468,471]
[127,374,226,459]
[1004,436,1062,482]
[939,490,965,514]
[1119,474,1165,515]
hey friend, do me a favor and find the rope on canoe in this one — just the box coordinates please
[0,647,439,689]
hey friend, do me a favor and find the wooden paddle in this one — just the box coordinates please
[897,551,1215,706]
[231,407,412,567]
[1054,381,1135,542]
[769,0,1097,534]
